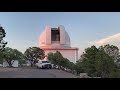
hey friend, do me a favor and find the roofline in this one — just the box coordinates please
[42,48,79,50]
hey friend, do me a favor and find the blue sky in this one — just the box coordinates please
[1,12,120,57]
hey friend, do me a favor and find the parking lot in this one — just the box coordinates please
[0,67,77,78]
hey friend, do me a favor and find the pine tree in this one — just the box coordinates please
[0,25,7,51]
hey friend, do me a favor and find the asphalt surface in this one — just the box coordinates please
[0,67,77,78]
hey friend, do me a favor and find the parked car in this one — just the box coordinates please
[36,60,52,69]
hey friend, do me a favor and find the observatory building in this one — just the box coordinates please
[39,25,79,63]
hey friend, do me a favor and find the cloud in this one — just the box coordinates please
[78,33,120,57]
[94,33,120,46]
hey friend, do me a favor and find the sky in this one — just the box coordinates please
[0,12,120,58]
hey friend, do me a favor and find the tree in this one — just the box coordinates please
[47,52,54,64]
[77,45,118,78]
[2,47,24,67]
[95,49,116,78]
[0,25,7,51]
[99,44,120,70]
[109,70,120,78]
[75,60,84,75]
[48,51,73,69]
[79,45,99,77]
[24,47,45,67]
[0,51,4,64]
[67,61,75,73]
[13,49,25,66]
[101,44,119,62]
[84,45,98,60]
[61,58,70,69]
[53,51,64,68]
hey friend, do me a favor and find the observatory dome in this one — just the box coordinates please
[39,25,71,49]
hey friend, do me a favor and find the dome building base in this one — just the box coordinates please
[43,48,79,63]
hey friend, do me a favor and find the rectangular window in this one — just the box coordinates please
[51,28,60,42]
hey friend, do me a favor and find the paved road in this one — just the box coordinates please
[0,67,77,78]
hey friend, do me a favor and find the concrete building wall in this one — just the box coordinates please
[59,25,65,44]
[3,60,19,67]
[46,25,51,44]
[44,49,78,63]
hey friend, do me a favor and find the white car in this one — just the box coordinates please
[36,60,52,69]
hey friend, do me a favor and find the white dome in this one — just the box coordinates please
[39,25,71,49]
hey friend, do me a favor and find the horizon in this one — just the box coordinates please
[1,12,120,57]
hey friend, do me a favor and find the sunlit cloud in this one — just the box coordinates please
[96,33,120,46]
[89,33,120,47]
